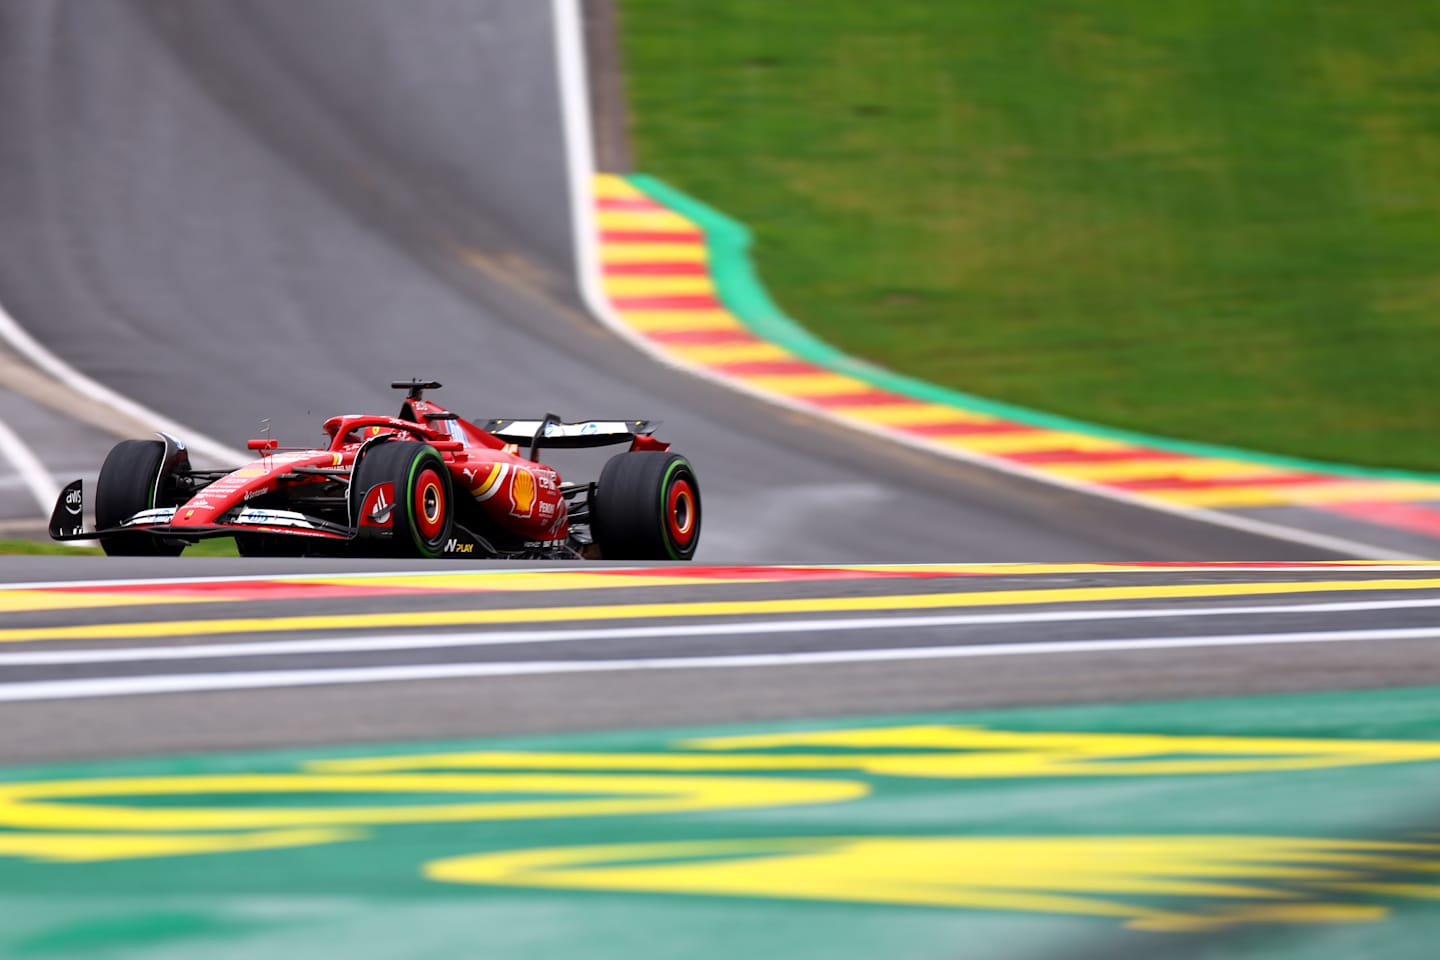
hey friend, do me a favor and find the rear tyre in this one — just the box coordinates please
[351,441,454,557]
[592,452,700,561]
[95,439,184,557]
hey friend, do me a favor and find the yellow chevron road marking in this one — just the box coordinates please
[7,578,1440,643]
[424,834,1440,932]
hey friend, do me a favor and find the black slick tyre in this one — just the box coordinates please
[351,441,454,557]
[95,439,184,557]
[592,451,700,561]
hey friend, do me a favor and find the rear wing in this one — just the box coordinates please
[484,416,667,456]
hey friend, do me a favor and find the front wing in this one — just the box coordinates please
[48,480,352,544]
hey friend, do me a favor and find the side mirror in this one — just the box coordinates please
[247,438,279,451]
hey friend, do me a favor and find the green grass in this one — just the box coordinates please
[0,538,102,556]
[177,538,240,557]
[619,1,1440,470]
[0,538,238,556]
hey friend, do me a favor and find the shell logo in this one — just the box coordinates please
[510,468,536,518]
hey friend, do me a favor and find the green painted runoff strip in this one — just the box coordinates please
[628,172,1440,486]
[3,686,1440,958]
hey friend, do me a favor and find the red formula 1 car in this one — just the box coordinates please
[49,380,701,560]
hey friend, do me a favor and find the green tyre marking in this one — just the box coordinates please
[659,457,691,561]
[404,449,441,559]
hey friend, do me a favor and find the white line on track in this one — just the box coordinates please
[0,415,57,515]
[0,416,97,547]
[3,623,1439,703]
[0,296,247,467]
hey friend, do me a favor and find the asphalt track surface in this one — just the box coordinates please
[4,559,1440,764]
[0,3,1431,769]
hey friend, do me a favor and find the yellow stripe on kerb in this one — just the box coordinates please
[1287,481,1440,504]
[5,579,1439,643]
[596,209,697,232]
[592,174,643,200]
[1161,481,1440,509]
[600,243,708,264]
[833,404,998,428]
[932,432,1132,455]
[740,372,875,396]
[1049,459,1289,483]
[618,310,746,334]
[601,275,716,297]
[666,342,791,365]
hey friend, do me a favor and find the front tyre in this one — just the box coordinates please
[592,452,700,561]
[351,441,454,557]
[95,439,184,557]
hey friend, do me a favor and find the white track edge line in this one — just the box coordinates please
[0,415,96,547]
[4,624,1439,702]
[8,596,1440,666]
[0,415,58,515]
[550,0,1418,563]
[0,299,247,467]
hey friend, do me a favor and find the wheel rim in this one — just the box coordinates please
[413,467,447,541]
[666,477,697,548]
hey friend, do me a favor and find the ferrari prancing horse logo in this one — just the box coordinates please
[510,468,536,519]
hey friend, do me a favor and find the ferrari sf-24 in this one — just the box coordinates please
[49,380,700,560]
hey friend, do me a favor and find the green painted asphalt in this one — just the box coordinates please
[3,687,1440,958]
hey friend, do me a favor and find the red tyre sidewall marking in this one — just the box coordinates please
[666,478,696,547]
[413,468,446,541]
